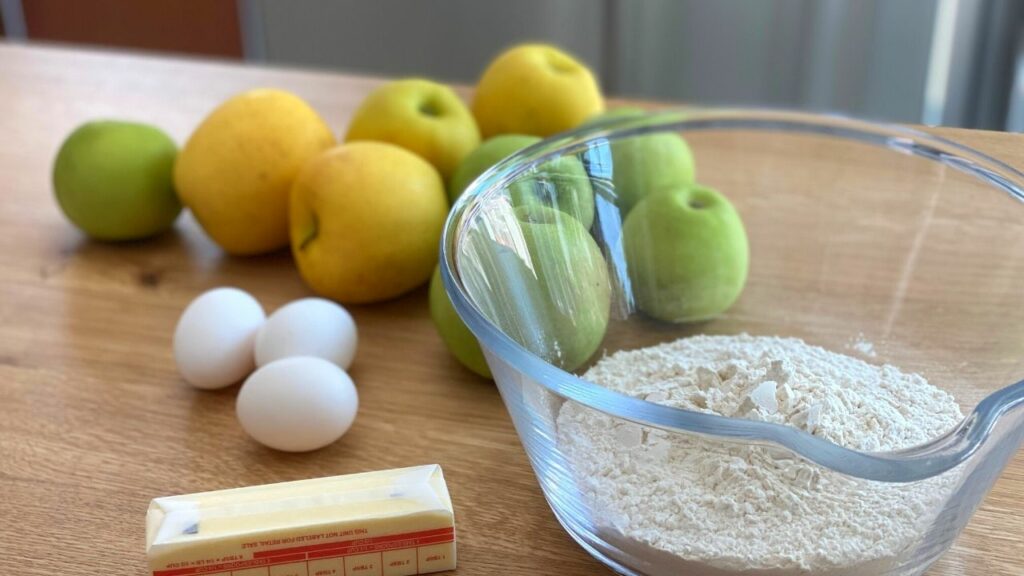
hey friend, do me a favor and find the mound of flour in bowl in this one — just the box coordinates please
[556,334,964,575]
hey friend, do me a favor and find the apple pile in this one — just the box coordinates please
[50,42,748,381]
[431,62,748,377]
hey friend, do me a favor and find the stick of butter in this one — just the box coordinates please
[146,464,456,576]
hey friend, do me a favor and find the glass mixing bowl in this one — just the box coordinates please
[440,109,1024,576]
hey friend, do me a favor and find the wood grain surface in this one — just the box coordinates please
[0,43,1022,575]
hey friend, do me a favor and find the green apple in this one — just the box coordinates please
[584,106,646,124]
[448,134,540,204]
[461,204,610,371]
[585,107,695,215]
[450,134,595,229]
[429,264,492,378]
[508,154,596,230]
[623,185,748,322]
[53,120,181,240]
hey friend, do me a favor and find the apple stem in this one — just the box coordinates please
[299,213,319,251]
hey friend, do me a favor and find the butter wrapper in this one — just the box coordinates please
[146,465,456,576]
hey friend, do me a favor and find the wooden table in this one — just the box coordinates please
[0,44,1021,575]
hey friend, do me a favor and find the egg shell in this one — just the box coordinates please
[254,298,358,369]
[236,356,358,452]
[173,287,265,389]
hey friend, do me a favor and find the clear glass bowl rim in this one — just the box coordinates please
[440,107,1024,482]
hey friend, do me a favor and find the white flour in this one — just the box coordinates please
[556,334,964,575]
[848,332,878,359]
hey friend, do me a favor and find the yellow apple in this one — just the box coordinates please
[174,89,335,255]
[346,78,480,182]
[473,44,604,138]
[290,142,448,303]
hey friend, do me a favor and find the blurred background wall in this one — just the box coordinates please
[3,0,1023,131]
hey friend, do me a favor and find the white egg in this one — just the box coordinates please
[173,287,265,389]
[236,356,358,452]
[254,298,358,369]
